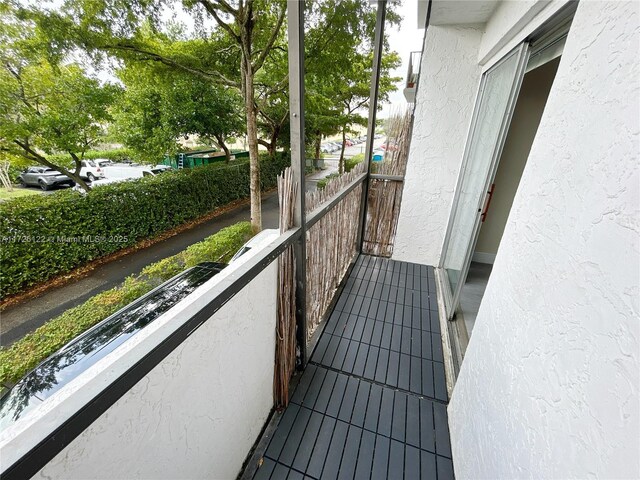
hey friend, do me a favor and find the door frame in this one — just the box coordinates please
[438,43,530,319]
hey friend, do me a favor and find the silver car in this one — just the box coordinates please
[18,167,75,191]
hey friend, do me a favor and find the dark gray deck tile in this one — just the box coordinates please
[386,350,400,388]
[388,440,405,479]
[411,328,422,357]
[314,369,338,414]
[364,383,383,432]
[432,332,444,363]
[292,411,324,473]
[410,356,422,394]
[380,321,393,350]
[371,435,390,480]
[434,403,452,458]
[320,420,349,479]
[405,395,420,448]
[291,365,317,405]
[326,374,348,417]
[405,444,421,480]
[330,337,350,370]
[272,463,291,479]
[253,457,276,480]
[437,456,455,480]
[337,376,359,423]
[434,362,448,402]
[363,346,379,380]
[279,407,312,466]
[391,392,406,442]
[286,469,305,480]
[302,367,327,410]
[320,335,340,366]
[421,360,435,398]
[350,315,367,342]
[398,353,411,391]
[351,380,370,428]
[354,430,376,480]
[360,315,375,344]
[420,451,437,480]
[337,425,362,480]
[370,321,384,347]
[305,416,336,478]
[311,334,331,363]
[430,308,441,333]
[400,326,412,355]
[422,330,433,360]
[340,340,359,374]
[265,404,301,460]
[390,324,402,351]
[420,399,435,453]
[352,343,369,377]
[403,305,413,328]
[377,388,394,437]
[374,347,390,384]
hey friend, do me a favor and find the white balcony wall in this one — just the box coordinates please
[393,25,483,266]
[32,263,278,480]
[449,1,640,477]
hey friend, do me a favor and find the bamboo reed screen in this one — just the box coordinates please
[362,109,413,257]
[304,162,366,342]
[274,167,297,407]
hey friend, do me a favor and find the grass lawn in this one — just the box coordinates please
[0,187,41,201]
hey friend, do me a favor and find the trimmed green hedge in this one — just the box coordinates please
[0,153,289,298]
[345,153,364,172]
[0,222,254,385]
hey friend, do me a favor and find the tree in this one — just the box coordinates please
[112,62,244,162]
[26,0,286,231]
[0,57,119,191]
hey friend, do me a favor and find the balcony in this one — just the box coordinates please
[246,255,453,480]
[403,51,422,103]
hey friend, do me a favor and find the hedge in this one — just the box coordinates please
[0,222,254,385]
[0,153,290,298]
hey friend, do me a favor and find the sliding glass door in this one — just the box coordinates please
[440,43,529,318]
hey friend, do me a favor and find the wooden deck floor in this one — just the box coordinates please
[253,255,454,480]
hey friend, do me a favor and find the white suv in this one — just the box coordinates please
[79,160,106,182]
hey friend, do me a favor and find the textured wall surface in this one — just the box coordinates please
[393,25,483,266]
[34,264,277,480]
[449,2,640,478]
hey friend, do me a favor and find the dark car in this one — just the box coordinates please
[0,262,226,428]
[18,167,75,190]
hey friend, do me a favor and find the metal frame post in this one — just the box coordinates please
[287,0,308,366]
[357,0,387,252]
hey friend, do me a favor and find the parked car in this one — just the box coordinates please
[79,160,106,182]
[344,139,354,147]
[102,164,171,181]
[0,262,226,429]
[380,142,399,152]
[18,167,75,191]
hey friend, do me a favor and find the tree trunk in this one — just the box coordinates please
[214,134,231,162]
[314,131,321,162]
[338,127,347,174]
[242,61,262,232]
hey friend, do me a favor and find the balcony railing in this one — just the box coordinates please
[404,51,422,103]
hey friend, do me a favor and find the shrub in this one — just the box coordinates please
[0,222,253,385]
[0,153,289,298]
[317,173,340,190]
[345,154,364,172]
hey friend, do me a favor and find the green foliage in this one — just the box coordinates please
[317,172,340,190]
[0,6,121,190]
[0,222,253,385]
[0,153,289,298]
[112,63,244,163]
[345,154,364,172]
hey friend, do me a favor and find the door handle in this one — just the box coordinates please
[481,183,496,222]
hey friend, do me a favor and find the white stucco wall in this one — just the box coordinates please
[393,25,483,266]
[449,1,640,478]
[24,261,277,479]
